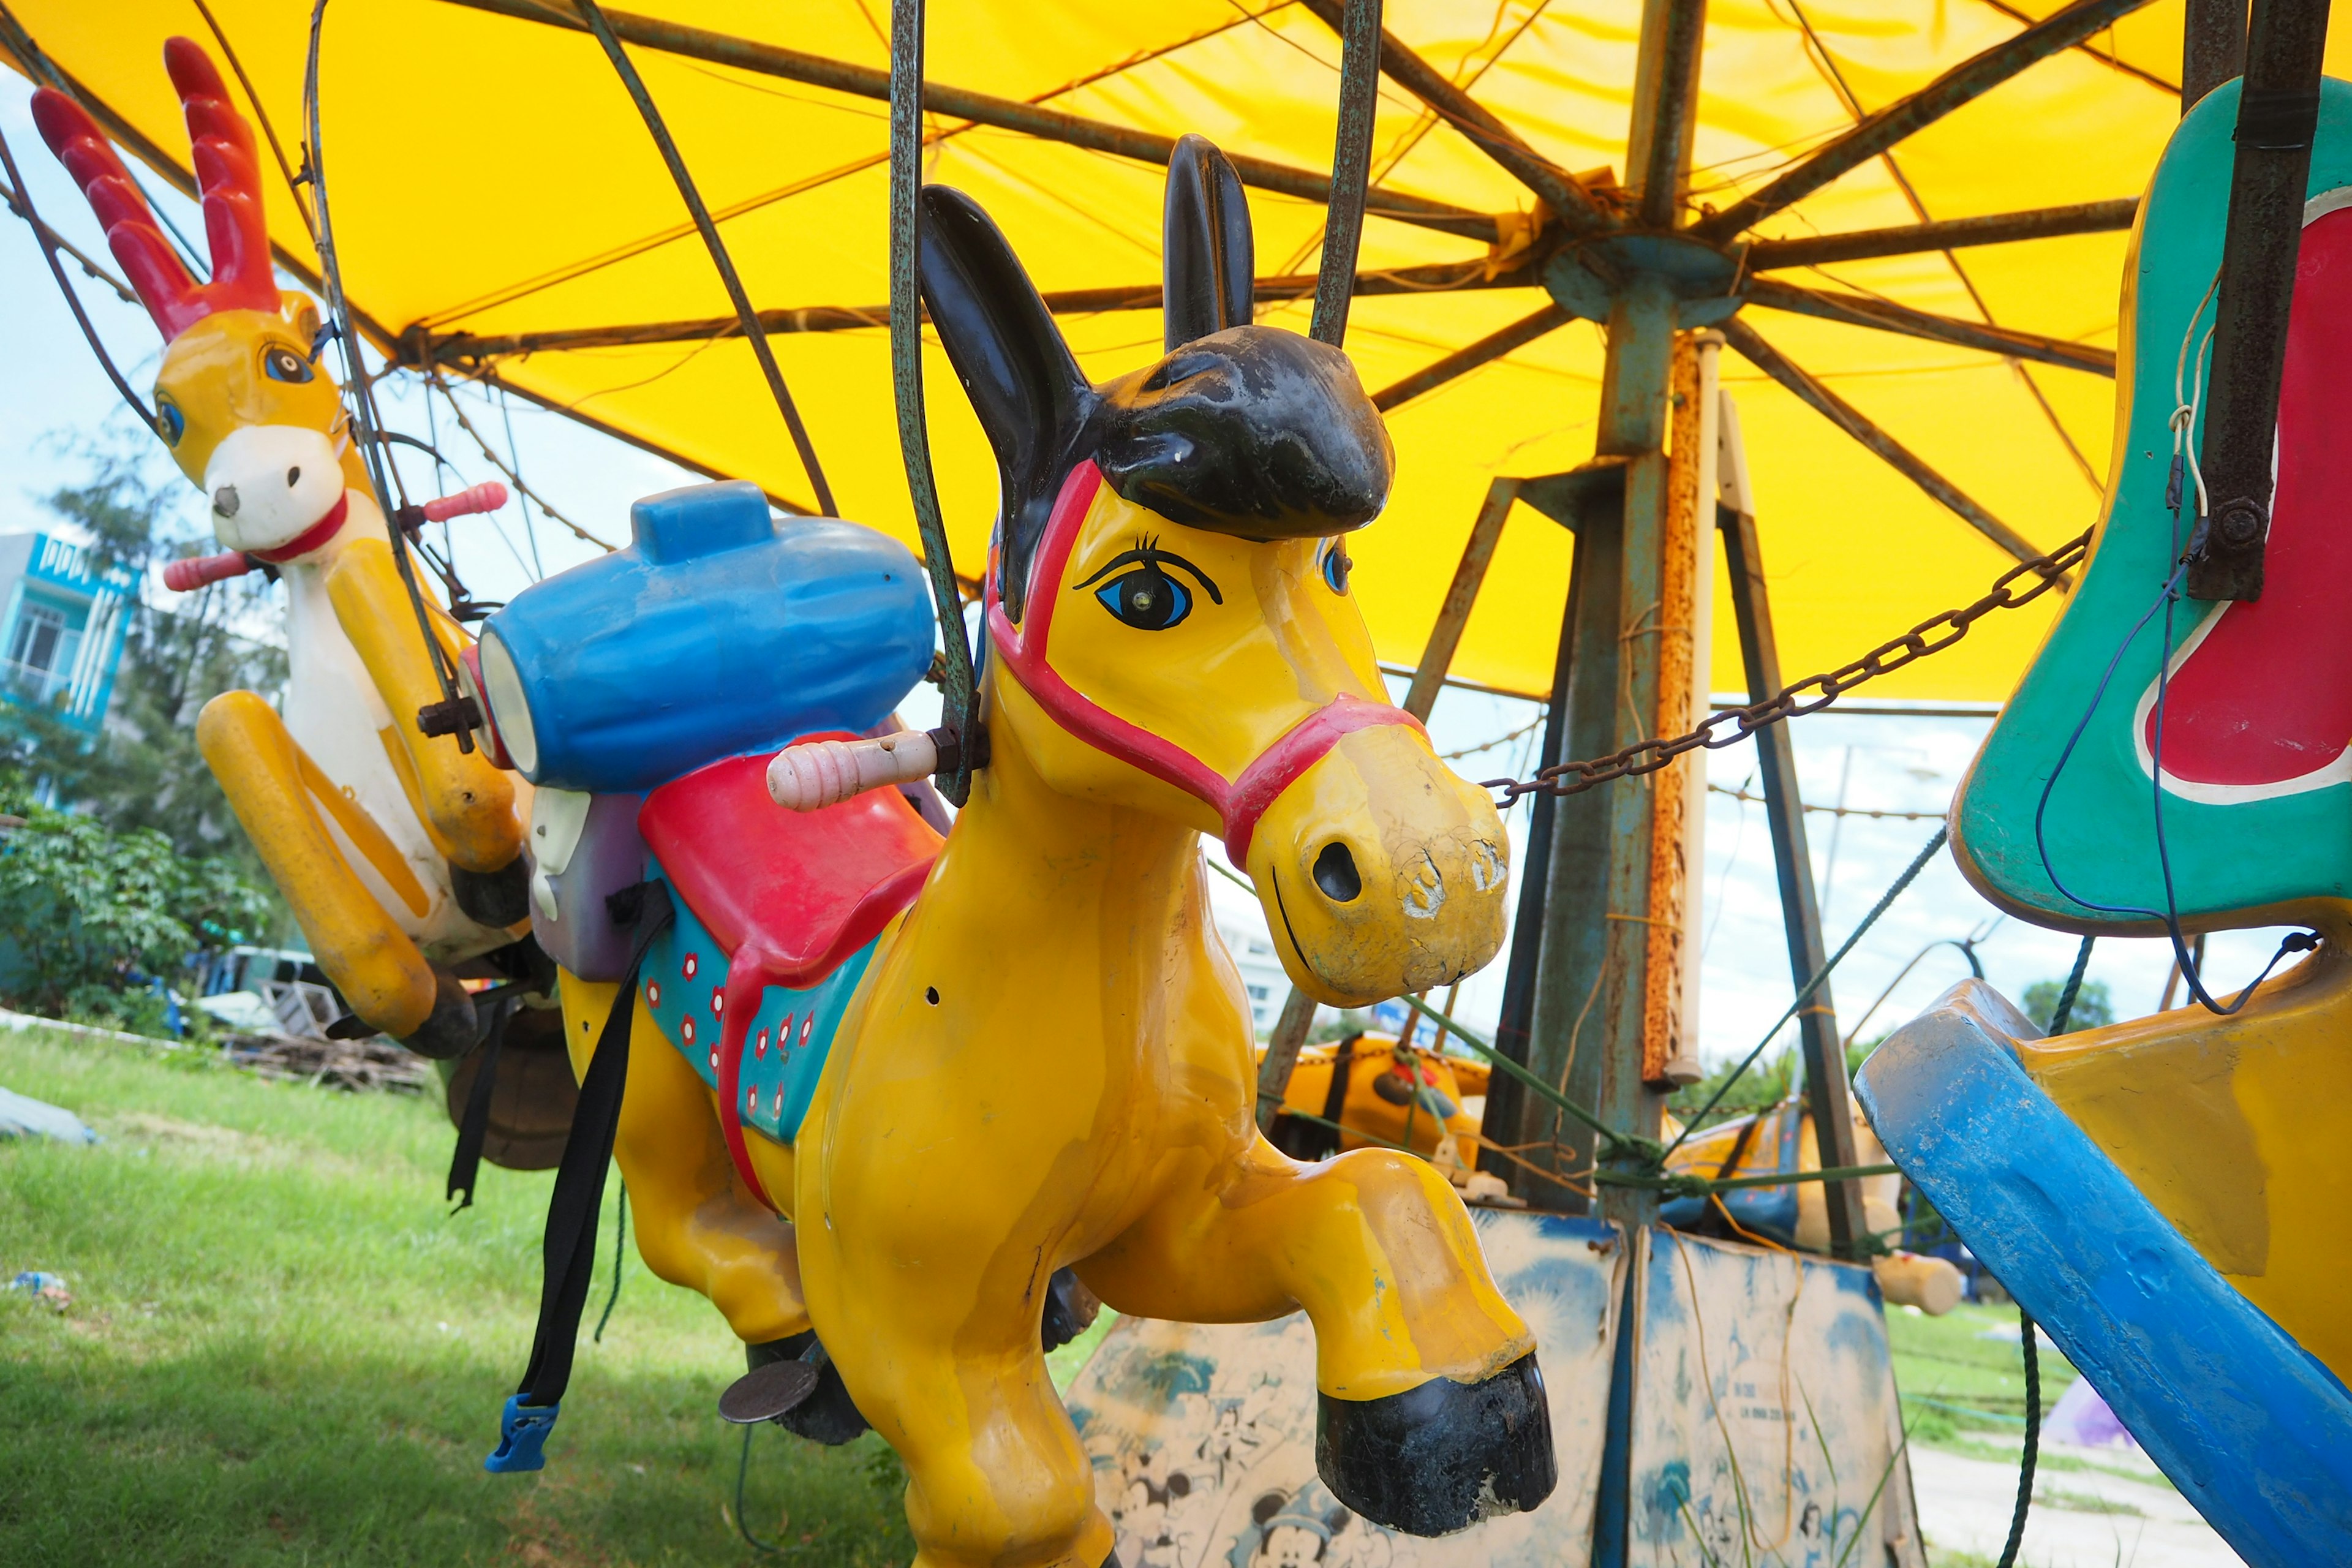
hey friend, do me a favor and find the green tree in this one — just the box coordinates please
[0,785,274,1032]
[2021,976,2114,1035]
[8,443,289,894]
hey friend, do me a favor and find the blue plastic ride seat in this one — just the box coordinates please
[1855,980,2352,1568]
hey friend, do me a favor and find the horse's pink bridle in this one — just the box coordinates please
[986,462,1423,866]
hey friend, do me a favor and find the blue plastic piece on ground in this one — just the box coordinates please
[1856,979,2352,1568]
[484,1393,561,1473]
[479,481,933,793]
[0,1086,98,1143]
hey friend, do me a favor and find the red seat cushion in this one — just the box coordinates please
[637,741,941,987]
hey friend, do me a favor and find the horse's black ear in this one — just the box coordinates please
[918,186,1090,620]
[1163,134,1253,352]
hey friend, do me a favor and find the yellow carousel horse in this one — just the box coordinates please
[35,40,528,1055]
[489,138,1553,1565]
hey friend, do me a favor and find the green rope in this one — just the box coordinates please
[1662,825,1948,1160]
[1398,994,1656,1161]
[1593,1161,1901,1198]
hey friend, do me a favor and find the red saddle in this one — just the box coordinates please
[637,741,941,1207]
[638,741,941,986]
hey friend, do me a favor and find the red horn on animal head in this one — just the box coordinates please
[29,37,279,341]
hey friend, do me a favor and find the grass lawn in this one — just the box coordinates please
[1887,1297,2079,1441]
[0,1023,922,1566]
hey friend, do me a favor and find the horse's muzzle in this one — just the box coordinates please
[1243,723,1509,1009]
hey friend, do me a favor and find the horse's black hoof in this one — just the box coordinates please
[717,1358,818,1424]
[746,1331,871,1446]
[396,968,481,1060]
[1041,1267,1100,1352]
[1315,1352,1556,1536]
[451,856,533,928]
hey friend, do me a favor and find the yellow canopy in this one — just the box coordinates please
[11,1,2346,702]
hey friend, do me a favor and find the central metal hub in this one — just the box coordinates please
[1541,230,1747,327]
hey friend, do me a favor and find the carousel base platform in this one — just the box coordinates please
[1064,1208,1924,1566]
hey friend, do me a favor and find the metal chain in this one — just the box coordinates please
[1483,530,2092,803]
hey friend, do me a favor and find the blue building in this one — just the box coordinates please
[0,532,135,735]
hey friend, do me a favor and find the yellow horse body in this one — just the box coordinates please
[36,40,526,1051]
[524,139,1553,1565]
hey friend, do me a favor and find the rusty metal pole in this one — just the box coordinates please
[2183,0,2248,111]
[1525,0,1708,1231]
[1714,398,1869,1257]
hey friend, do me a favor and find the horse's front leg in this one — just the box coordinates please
[557,976,809,1347]
[194,689,470,1047]
[1082,1136,1556,1536]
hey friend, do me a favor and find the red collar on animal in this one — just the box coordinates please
[251,492,351,564]
[987,461,1422,865]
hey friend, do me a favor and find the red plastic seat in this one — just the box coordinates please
[637,740,941,987]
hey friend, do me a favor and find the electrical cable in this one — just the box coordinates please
[2030,278,2316,1014]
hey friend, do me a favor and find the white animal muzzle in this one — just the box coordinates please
[203,424,347,555]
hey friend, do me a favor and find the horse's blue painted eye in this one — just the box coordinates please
[1322,543,1351,594]
[154,401,185,446]
[262,345,314,384]
[1095,565,1192,630]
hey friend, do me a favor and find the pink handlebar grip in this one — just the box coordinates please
[163,551,255,592]
[421,481,508,523]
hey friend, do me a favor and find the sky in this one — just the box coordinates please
[0,73,2307,1072]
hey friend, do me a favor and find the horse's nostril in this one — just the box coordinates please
[286,466,301,488]
[212,484,239,518]
[1313,841,1362,903]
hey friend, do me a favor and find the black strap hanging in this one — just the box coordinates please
[444,993,517,1212]
[889,0,985,805]
[2185,0,2333,601]
[1310,0,1384,347]
[485,883,673,1474]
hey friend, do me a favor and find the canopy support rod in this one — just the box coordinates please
[1745,278,2117,376]
[1717,494,1868,1257]
[1747,197,2139,270]
[1722,317,2045,565]
[1629,0,1708,229]
[1402,478,1518,721]
[433,0,1499,242]
[2182,0,2248,111]
[405,259,1551,362]
[574,0,835,516]
[1371,303,1572,411]
[1692,0,2158,243]
[1298,0,1614,234]
[1311,0,1383,345]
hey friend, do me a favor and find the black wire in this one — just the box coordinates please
[572,0,835,518]
[733,1424,784,1555]
[301,0,472,747]
[2029,513,2315,1014]
[0,123,157,431]
[1997,1306,2041,1568]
